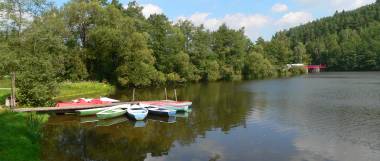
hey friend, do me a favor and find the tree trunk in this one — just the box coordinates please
[10,72,16,108]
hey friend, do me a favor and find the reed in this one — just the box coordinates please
[0,111,49,161]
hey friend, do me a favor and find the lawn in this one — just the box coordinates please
[1,78,114,105]
[0,89,10,105]
[0,111,48,161]
[0,78,11,105]
[0,78,11,88]
[55,81,115,101]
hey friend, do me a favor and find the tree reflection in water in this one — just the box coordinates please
[41,82,253,161]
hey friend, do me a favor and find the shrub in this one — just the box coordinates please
[289,66,307,75]
[17,57,58,107]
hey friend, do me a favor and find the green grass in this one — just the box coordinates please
[1,79,114,106]
[0,111,48,161]
[0,78,11,88]
[0,89,10,106]
[0,78,11,105]
[55,81,114,101]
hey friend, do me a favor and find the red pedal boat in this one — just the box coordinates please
[56,97,119,107]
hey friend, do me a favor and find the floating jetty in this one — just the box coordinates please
[11,102,136,113]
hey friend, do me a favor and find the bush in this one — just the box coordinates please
[289,66,307,75]
[17,57,58,107]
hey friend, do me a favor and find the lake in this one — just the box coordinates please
[41,72,380,161]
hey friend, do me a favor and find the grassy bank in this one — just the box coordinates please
[55,81,114,101]
[0,111,48,161]
[0,78,11,88]
[1,78,114,106]
[0,89,10,106]
[0,78,11,106]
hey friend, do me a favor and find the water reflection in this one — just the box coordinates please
[96,117,128,127]
[148,115,176,123]
[42,72,380,161]
[42,82,253,161]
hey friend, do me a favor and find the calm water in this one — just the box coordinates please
[42,72,380,161]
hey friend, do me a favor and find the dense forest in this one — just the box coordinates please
[280,0,380,71]
[2,0,380,105]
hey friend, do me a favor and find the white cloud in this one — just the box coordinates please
[141,4,163,18]
[294,0,375,11]
[175,0,375,40]
[177,13,270,39]
[277,11,313,28]
[271,3,289,13]
[0,10,33,31]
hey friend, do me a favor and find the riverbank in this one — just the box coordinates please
[0,79,114,106]
[0,79,11,106]
[0,67,302,107]
[54,81,115,101]
[0,110,48,161]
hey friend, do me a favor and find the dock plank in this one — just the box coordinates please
[12,102,134,113]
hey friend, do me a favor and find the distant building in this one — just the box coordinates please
[286,64,305,69]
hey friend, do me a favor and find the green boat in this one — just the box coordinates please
[96,108,127,119]
[76,107,109,116]
[166,105,189,112]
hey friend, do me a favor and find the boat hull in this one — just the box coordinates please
[127,112,148,121]
[166,105,189,112]
[148,109,176,117]
[76,107,109,116]
[140,100,192,108]
[96,110,127,119]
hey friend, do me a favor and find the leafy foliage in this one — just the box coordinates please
[0,0,312,106]
[281,2,380,71]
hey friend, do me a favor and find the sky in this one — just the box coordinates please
[54,0,376,40]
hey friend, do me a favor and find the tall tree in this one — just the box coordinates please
[293,42,309,64]
[212,24,250,80]
[265,32,292,66]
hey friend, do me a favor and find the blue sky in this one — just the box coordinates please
[54,0,376,40]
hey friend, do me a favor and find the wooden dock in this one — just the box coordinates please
[12,102,134,113]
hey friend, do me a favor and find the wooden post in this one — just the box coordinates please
[164,88,167,100]
[132,88,135,101]
[174,89,177,101]
[10,72,16,108]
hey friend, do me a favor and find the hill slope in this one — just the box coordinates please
[280,1,380,71]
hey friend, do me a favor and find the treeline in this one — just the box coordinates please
[279,0,380,71]
[0,0,305,106]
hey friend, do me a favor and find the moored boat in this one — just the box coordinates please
[99,97,120,103]
[145,106,176,117]
[56,97,119,107]
[141,100,192,107]
[76,107,110,116]
[166,105,189,112]
[96,108,127,119]
[140,100,192,112]
[161,100,192,107]
[126,105,149,121]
